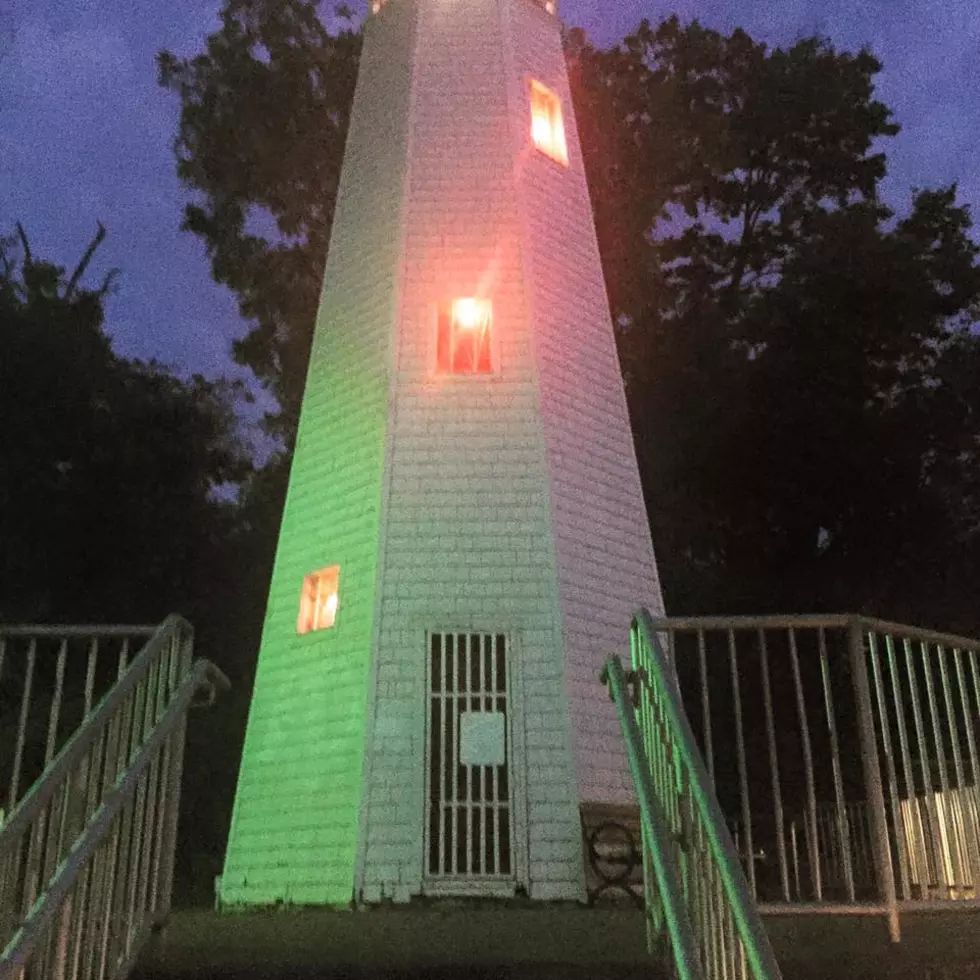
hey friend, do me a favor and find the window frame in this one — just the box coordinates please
[528,78,568,167]
[434,298,495,376]
[297,565,341,634]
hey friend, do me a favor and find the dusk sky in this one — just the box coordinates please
[3,0,979,415]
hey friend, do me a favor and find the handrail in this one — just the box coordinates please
[1,615,191,848]
[0,615,228,980]
[0,626,157,639]
[1,623,165,821]
[601,657,705,980]
[647,613,980,656]
[0,659,228,977]
[602,607,783,980]
[648,612,980,919]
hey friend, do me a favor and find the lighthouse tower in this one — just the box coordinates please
[220,0,663,907]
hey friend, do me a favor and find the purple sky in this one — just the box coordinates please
[3,0,978,408]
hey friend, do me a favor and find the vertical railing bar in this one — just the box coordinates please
[758,628,790,901]
[80,829,108,980]
[967,651,980,893]
[485,636,498,876]
[131,653,164,932]
[954,648,980,892]
[94,816,123,979]
[904,637,933,799]
[938,647,965,792]
[66,857,92,980]
[955,649,980,789]
[451,636,460,876]
[728,629,756,900]
[148,639,175,912]
[478,634,487,876]
[424,634,434,879]
[124,769,150,965]
[438,634,448,877]
[904,637,942,894]
[154,626,192,925]
[21,799,47,921]
[937,645,969,892]
[886,633,924,892]
[818,627,855,902]
[135,750,160,938]
[84,638,99,718]
[9,638,37,812]
[868,631,909,901]
[788,627,821,901]
[149,732,173,915]
[462,633,472,876]
[923,643,952,797]
[848,622,899,943]
[631,623,657,955]
[790,821,800,900]
[117,638,130,680]
[49,878,75,980]
[697,629,714,788]
[45,639,69,766]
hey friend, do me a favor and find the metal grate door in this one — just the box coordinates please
[426,632,513,881]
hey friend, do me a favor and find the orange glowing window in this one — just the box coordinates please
[297,565,340,633]
[436,298,493,374]
[529,80,567,166]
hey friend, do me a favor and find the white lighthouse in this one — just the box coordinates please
[220,0,664,907]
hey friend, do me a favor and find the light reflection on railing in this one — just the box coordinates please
[646,614,980,940]
[603,611,783,980]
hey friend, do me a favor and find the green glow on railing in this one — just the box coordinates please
[602,606,784,980]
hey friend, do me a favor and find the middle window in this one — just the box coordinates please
[436,298,493,374]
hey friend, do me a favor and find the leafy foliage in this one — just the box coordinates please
[159,7,980,633]
[0,224,251,624]
[158,0,361,440]
[572,19,980,624]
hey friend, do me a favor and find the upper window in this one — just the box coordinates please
[297,565,340,634]
[437,298,493,374]
[529,80,568,166]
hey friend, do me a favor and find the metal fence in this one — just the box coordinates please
[602,611,783,980]
[0,616,227,980]
[1,626,157,824]
[648,613,980,940]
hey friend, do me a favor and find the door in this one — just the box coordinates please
[424,631,517,893]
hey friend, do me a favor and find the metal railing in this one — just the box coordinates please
[1,627,157,822]
[648,613,980,942]
[0,616,228,980]
[601,609,783,980]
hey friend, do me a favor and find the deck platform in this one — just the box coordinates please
[130,903,980,979]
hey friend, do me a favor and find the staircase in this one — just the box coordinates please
[6,612,980,979]
[0,617,227,980]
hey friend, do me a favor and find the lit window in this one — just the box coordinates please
[297,565,340,633]
[529,80,567,166]
[437,298,493,374]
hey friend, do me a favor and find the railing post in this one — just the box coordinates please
[154,622,193,924]
[848,619,901,943]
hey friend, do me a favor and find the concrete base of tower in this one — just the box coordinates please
[215,874,355,910]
